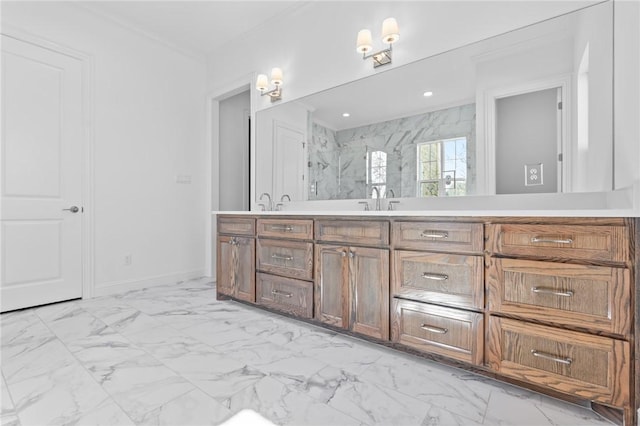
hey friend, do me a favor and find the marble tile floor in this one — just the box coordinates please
[0,277,613,426]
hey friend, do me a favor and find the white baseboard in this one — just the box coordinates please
[92,269,206,298]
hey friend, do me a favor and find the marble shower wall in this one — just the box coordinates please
[308,104,476,200]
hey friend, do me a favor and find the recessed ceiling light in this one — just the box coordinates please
[423,91,433,97]
[342,113,350,117]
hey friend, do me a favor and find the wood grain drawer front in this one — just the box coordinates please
[257,219,313,240]
[257,239,313,280]
[487,224,628,264]
[393,251,483,309]
[256,273,313,319]
[392,221,483,254]
[391,299,483,365]
[218,217,255,236]
[315,220,389,246]
[487,317,630,407]
[487,258,631,336]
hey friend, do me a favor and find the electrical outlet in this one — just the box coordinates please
[175,175,192,184]
[524,163,543,186]
[124,254,132,266]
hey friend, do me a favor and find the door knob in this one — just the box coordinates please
[63,206,80,213]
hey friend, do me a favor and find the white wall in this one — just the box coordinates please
[2,2,208,294]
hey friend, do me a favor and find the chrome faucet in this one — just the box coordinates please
[280,194,291,202]
[386,189,395,198]
[259,192,272,211]
[371,187,381,211]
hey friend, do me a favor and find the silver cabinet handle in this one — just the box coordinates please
[62,206,80,213]
[271,253,293,261]
[422,272,448,281]
[531,287,574,297]
[271,225,293,232]
[341,251,347,257]
[229,237,237,246]
[348,251,355,259]
[420,231,448,239]
[531,236,573,244]
[271,289,292,298]
[420,324,448,334]
[530,349,572,365]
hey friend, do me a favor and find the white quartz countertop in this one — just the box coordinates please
[212,185,640,217]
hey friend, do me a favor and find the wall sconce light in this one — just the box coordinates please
[256,67,283,102]
[356,17,399,68]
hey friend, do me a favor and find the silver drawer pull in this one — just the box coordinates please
[271,253,293,261]
[271,225,293,232]
[531,236,573,244]
[531,287,574,297]
[421,272,449,281]
[420,324,448,334]
[271,289,292,298]
[530,349,572,365]
[420,231,449,239]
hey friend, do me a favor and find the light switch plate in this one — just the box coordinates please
[524,163,543,186]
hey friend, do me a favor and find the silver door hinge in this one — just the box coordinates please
[558,153,563,162]
[557,101,563,110]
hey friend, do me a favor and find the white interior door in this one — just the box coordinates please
[273,122,306,201]
[1,35,84,312]
[494,87,561,194]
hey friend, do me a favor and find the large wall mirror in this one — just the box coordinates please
[255,1,612,203]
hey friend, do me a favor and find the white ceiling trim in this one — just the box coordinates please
[74,2,208,63]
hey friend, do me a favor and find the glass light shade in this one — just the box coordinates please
[256,74,269,91]
[271,67,283,86]
[381,17,399,44]
[356,29,372,53]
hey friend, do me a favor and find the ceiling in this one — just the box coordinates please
[80,1,309,58]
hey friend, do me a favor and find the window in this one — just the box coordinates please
[367,150,387,197]
[417,137,467,197]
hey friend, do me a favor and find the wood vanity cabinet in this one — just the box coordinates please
[314,220,390,340]
[390,220,485,365]
[216,217,256,302]
[486,219,636,425]
[255,218,314,318]
[216,214,639,425]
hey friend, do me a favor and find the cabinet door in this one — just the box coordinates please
[315,244,349,328]
[216,236,235,297]
[234,237,256,303]
[216,236,255,302]
[350,247,390,340]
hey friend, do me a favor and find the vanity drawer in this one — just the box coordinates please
[315,220,389,246]
[391,299,483,365]
[257,239,313,280]
[218,217,255,236]
[487,258,631,336]
[392,221,483,254]
[487,316,630,407]
[257,219,313,240]
[393,250,483,309]
[256,273,313,318]
[487,224,629,264]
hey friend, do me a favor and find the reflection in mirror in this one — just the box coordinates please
[255,2,612,202]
